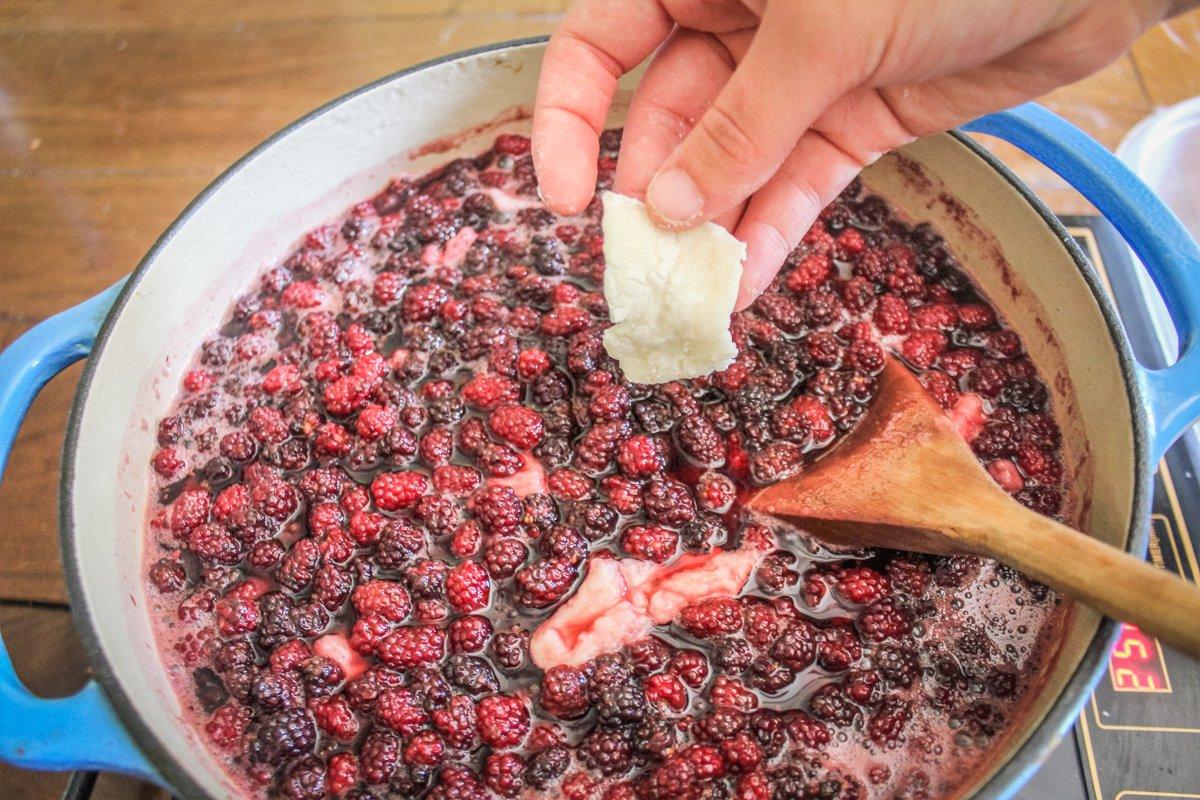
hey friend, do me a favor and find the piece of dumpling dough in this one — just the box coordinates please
[600,192,745,384]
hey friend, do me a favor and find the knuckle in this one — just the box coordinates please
[695,103,766,172]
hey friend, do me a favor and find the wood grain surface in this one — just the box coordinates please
[0,3,1196,797]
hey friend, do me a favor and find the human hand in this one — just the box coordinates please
[532,0,1181,309]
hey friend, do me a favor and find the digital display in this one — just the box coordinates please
[1109,623,1171,693]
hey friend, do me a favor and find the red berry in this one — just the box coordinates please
[377,625,445,668]
[679,597,743,638]
[370,471,428,511]
[620,524,679,564]
[645,673,688,712]
[835,566,890,605]
[476,694,530,748]
[462,373,520,410]
[488,404,545,450]
[617,435,669,477]
[446,560,491,612]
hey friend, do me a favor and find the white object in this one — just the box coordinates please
[600,191,744,383]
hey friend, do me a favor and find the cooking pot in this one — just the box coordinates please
[2,38,1199,800]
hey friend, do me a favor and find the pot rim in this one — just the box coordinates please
[57,36,1151,800]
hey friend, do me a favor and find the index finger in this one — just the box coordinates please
[532,0,673,215]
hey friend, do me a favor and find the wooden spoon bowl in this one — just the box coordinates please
[747,357,1200,658]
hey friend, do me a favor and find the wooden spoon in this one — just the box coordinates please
[747,357,1200,658]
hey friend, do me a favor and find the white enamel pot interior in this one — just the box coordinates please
[62,38,1144,800]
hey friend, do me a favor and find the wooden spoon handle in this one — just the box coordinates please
[979,511,1200,658]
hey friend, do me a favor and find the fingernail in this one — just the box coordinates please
[646,168,704,227]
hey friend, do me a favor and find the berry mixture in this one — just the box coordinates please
[145,129,1068,800]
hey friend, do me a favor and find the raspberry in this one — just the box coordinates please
[589,385,631,421]
[205,702,252,749]
[785,252,833,293]
[517,348,551,379]
[816,623,863,671]
[485,752,527,798]
[403,730,445,767]
[620,525,679,563]
[476,694,530,748]
[378,625,446,668]
[867,697,911,744]
[696,471,736,513]
[252,478,298,520]
[374,688,429,735]
[432,694,478,749]
[188,523,241,565]
[782,709,830,748]
[515,558,577,608]
[417,429,453,465]
[1016,442,1062,484]
[901,330,947,369]
[171,489,211,534]
[472,485,523,533]
[446,560,491,612]
[462,373,520,410]
[859,599,914,642]
[742,601,783,649]
[356,404,396,440]
[836,566,890,605]
[645,673,688,712]
[547,468,592,500]
[540,665,591,719]
[678,597,743,638]
[873,293,911,334]
[617,435,668,477]
[495,133,532,155]
[351,579,412,622]
[312,694,359,741]
[575,420,629,471]
[449,615,493,653]
[371,470,428,511]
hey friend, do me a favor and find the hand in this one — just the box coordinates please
[532,0,1181,309]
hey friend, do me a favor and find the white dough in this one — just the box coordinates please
[600,192,745,384]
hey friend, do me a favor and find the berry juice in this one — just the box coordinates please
[144,129,1068,800]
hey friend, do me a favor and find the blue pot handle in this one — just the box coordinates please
[0,280,159,782]
[964,103,1200,463]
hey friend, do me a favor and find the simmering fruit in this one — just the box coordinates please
[145,129,1067,800]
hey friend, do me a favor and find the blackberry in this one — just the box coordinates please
[257,593,298,649]
[525,745,570,789]
[252,670,305,711]
[300,656,345,696]
[523,493,560,530]
[632,715,678,757]
[634,399,675,434]
[681,514,727,553]
[596,682,648,728]
[375,520,424,570]
[642,478,697,526]
[875,643,920,688]
[445,654,500,695]
[714,637,753,672]
[360,728,401,785]
[540,525,588,565]
[580,728,634,776]
[276,755,327,800]
[731,384,772,423]
[250,709,316,765]
[572,501,618,541]
[290,602,330,639]
[530,235,566,276]
[491,627,531,671]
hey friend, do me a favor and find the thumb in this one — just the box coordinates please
[644,5,857,229]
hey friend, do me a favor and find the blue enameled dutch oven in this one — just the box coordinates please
[1,39,1199,800]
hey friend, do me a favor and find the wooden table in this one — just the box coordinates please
[1,3,1197,798]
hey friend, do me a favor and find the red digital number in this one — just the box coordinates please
[1109,623,1169,692]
